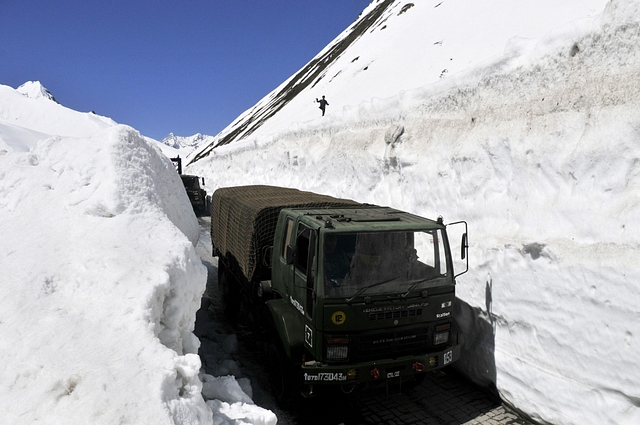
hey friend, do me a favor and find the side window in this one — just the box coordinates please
[415,230,448,275]
[432,230,447,274]
[295,225,311,274]
[281,217,294,259]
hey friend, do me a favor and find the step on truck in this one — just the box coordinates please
[210,185,468,403]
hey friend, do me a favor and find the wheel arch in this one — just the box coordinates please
[265,299,305,361]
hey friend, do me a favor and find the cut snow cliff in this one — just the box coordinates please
[185,1,639,424]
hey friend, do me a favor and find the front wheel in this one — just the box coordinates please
[205,195,212,216]
[404,372,426,389]
[267,342,299,407]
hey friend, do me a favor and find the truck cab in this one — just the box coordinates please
[180,174,209,215]
[171,156,210,216]
[265,206,466,396]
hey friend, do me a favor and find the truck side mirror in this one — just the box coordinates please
[447,220,469,279]
[461,233,467,260]
[201,177,205,186]
[261,246,273,268]
[285,244,295,265]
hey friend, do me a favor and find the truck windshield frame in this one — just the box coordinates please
[321,230,450,299]
[180,176,200,189]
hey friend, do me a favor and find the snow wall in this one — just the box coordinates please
[187,2,640,424]
[0,125,211,424]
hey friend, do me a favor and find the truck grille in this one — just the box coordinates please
[368,308,423,321]
[350,325,429,362]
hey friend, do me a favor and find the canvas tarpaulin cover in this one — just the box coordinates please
[211,185,360,281]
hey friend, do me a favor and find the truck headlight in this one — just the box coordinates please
[325,336,349,361]
[434,323,451,345]
[433,331,450,345]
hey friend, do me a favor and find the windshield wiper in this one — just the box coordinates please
[346,275,402,304]
[400,275,444,298]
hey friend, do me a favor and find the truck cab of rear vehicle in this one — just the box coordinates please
[180,174,209,215]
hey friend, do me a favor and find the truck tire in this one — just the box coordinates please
[218,263,241,321]
[267,342,299,407]
[205,195,212,216]
[405,372,426,389]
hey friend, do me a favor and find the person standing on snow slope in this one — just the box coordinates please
[316,95,329,116]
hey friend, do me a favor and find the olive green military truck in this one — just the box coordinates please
[210,185,468,403]
[180,174,209,215]
[171,156,210,216]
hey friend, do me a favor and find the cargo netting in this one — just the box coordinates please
[211,185,361,281]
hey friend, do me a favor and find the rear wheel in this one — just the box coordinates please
[217,263,240,321]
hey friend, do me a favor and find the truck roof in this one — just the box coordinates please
[288,206,443,232]
[211,185,360,280]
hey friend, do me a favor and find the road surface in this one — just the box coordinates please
[194,217,535,425]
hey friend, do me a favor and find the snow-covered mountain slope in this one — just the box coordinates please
[188,0,608,164]
[186,1,640,424]
[0,83,117,152]
[0,82,178,158]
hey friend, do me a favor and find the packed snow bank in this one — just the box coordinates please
[0,81,278,424]
[187,1,640,424]
[0,126,210,424]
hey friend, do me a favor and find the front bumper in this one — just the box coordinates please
[300,344,460,385]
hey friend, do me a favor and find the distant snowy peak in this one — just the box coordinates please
[159,132,216,159]
[17,81,58,103]
[160,132,214,150]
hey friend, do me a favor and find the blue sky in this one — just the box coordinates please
[0,0,370,140]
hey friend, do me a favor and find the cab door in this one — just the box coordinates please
[292,222,318,353]
[276,215,296,296]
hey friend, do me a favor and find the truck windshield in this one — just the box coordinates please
[323,230,449,299]
[181,176,200,189]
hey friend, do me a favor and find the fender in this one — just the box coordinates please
[265,298,305,360]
